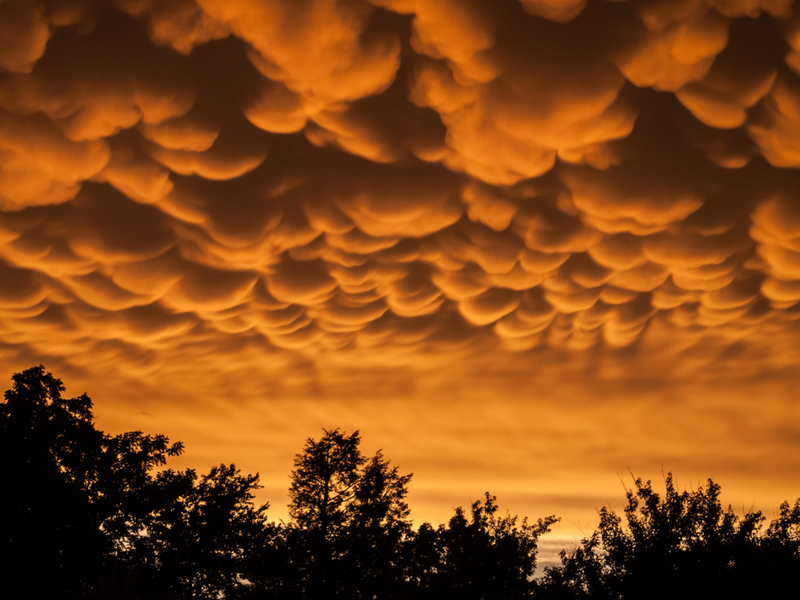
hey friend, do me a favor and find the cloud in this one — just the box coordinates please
[201,0,401,121]
[116,0,231,55]
[405,3,636,184]
[0,0,50,74]
[750,76,800,168]
[0,111,110,209]
[0,0,798,357]
[1,0,800,539]
[519,0,587,23]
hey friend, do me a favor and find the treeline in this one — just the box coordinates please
[1,367,799,600]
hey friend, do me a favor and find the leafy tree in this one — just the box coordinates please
[405,493,558,600]
[765,498,800,546]
[535,474,800,600]
[0,366,272,600]
[1,365,107,597]
[745,498,800,599]
[140,464,272,600]
[285,429,413,598]
[93,430,185,555]
[289,429,366,538]
[341,450,413,598]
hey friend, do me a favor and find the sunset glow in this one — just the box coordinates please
[2,0,800,555]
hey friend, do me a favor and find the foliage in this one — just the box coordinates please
[1,366,106,597]
[289,429,366,537]
[405,493,558,600]
[285,429,413,598]
[536,473,800,600]
[138,464,272,600]
[0,366,270,599]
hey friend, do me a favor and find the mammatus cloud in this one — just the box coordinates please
[1,0,800,536]
[1,0,799,383]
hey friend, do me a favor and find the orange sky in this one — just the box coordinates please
[2,0,800,558]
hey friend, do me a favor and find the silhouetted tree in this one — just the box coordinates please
[405,493,557,600]
[285,428,413,599]
[341,450,413,598]
[1,366,272,600]
[136,464,272,600]
[289,429,365,538]
[1,365,106,597]
[89,431,187,599]
[535,474,800,600]
[759,498,800,595]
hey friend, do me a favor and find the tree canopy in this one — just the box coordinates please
[535,474,800,600]
[1,366,268,599]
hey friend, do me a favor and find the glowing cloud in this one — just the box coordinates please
[1,0,799,546]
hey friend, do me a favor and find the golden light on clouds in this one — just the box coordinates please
[1,0,800,551]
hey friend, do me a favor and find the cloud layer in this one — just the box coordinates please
[1,0,800,540]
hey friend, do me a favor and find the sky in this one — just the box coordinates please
[1,0,800,556]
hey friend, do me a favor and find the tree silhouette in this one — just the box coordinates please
[1,365,108,597]
[286,428,413,598]
[0,366,271,599]
[137,464,272,600]
[341,450,413,598]
[405,493,558,600]
[289,429,365,538]
[536,473,800,600]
